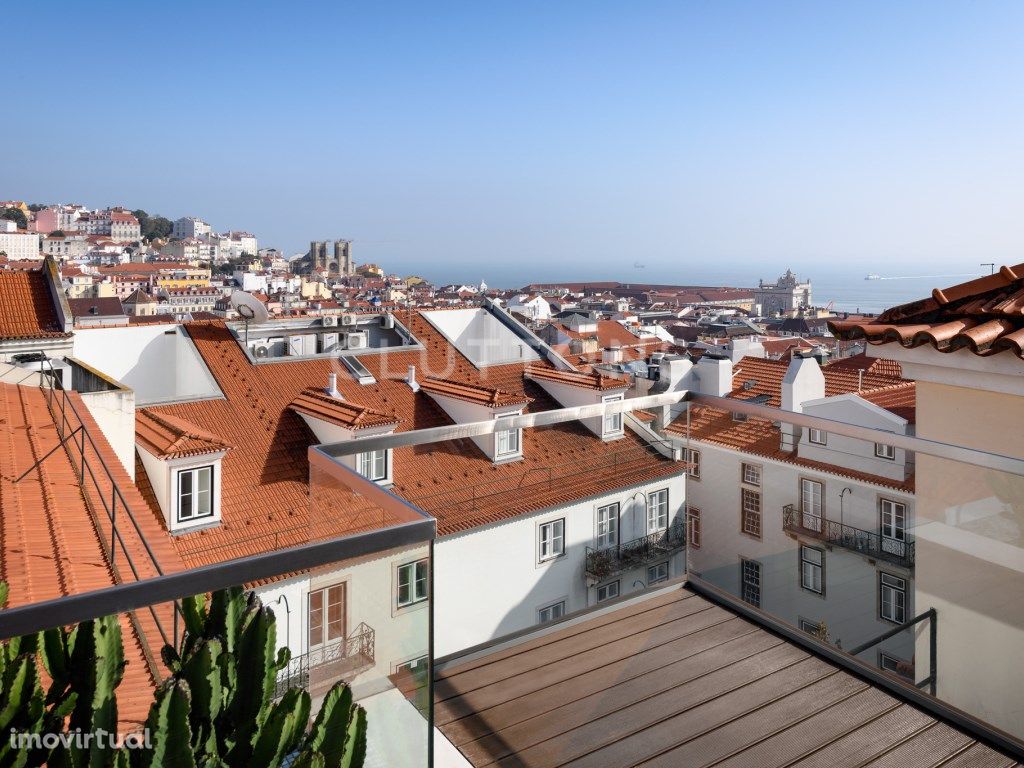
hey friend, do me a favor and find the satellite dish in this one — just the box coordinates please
[231,290,270,323]
[231,290,269,349]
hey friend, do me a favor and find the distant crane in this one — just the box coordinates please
[981,262,995,275]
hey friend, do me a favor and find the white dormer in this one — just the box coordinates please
[135,410,232,533]
[524,364,629,441]
[418,377,531,463]
[289,381,399,486]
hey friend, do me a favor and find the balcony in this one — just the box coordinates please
[585,518,685,583]
[783,504,914,569]
[275,621,376,698]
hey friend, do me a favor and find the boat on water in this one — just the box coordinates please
[865,273,881,280]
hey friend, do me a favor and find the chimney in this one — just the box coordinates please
[696,354,733,397]
[326,372,342,399]
[780,353,825,451]
[601,346,622,365]
[406,365,420,392]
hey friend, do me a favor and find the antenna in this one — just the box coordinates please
[230,290,269,347]
[981,262,995,275]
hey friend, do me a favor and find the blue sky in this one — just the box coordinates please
[4,1,1022,286]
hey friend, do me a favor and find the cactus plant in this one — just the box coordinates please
[0,584,369,768]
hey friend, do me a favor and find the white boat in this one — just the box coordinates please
[865,273,881,280]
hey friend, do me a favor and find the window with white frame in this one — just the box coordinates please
[597,581,620,602]
[495,413,521,458]
[798,617,822,635]
[800,546,824,594]
[875,442,896,460]
[880,573,906,624]
[308,583,345,649]
[603,394,623,435]
[686,449,701,479]
[647,489,669,533]
[539,518,565,561]
[808,428,827,445]
[800,478,823,531]
[177,465,213,522]
[741,463,761,486]
[538,601,565,624]
[880,499,906,553]
[397,559,428,607]
[596,503,618,549]
[686,507,701,549]
[648,562,669,584]
[741,559,761,608]
[357,449,388,481]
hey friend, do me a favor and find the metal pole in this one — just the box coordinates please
[930,608,938,696]
[110,491,117,567]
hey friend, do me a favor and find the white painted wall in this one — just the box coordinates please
[678,437,916,664]
[72,325,222,404]
[433,473,686,657]
[79,388,136,479]
[800,395,911,482]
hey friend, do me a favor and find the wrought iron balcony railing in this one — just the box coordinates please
[275,621,376,698]
[585,518,685,583]
[783,504,914,569]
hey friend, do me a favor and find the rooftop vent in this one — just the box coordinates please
[742,379,758,391]
[340,355,376,386]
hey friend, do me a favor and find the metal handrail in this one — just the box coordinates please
[585,518,685,581]
[782,504,914,569]
[19,353,178,650]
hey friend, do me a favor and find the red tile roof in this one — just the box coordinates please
[133,314,680,556]
[0,271,69,340]
[136,409,233,459]
[419,377,532,408]
[290,387,400,430]
[829,263,1024,359]
[825,353,902,379]
[525,363,629,391]
[667,356,915,491]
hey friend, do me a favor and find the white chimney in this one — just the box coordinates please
[406,365,420,392]
[602,346,622,365]
[326,372,342,399]
[696,355,733,397]
[780,354,825,451]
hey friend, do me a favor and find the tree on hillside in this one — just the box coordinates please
[27,203,47,212]
[145,216,173,241]
[0,207,28,230]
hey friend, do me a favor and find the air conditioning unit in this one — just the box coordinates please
[320,332,339,353]
[322,315,338,327]
[253,345,270,359]
[287,335,304,356]
[341,314,358,326]
[380,313,395,329]
[344,331,368,350]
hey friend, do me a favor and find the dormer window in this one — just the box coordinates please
[176,465,214,523]
[603,394,624,437]
[494,411,523,461]
[357,449,389,482]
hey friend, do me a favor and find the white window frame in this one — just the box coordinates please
[539,518,565,562]
[741,463,761,487]
[396,559,429,608]
[800,478,824,531]
[880,573,907,624]
[798,617,821,635]
[596,503,619,550]
[875,442,896,460]
[357,448,388,481]
[596,581,620,602]
[741,488,761,538]
[880,499,906,544]
[686,507,701,549]
[648,562,669,584]
[176,465,214,523]
[879,651,913,680]
[537,600,566,624]
[647,488,669,533]
[602,394,624,436]
[800,545,824,595]
[808,428,827,445]
[686,448,701,479]
[494,411,522,458]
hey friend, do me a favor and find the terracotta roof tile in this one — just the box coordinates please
[419,377,532,408]
[829,263,1024,358]
[0,271,69,340]
[525,363,629,391]
[289,387,400,430]
[135,409,233,459]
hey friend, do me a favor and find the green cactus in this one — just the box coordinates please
[0,584,369,768]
